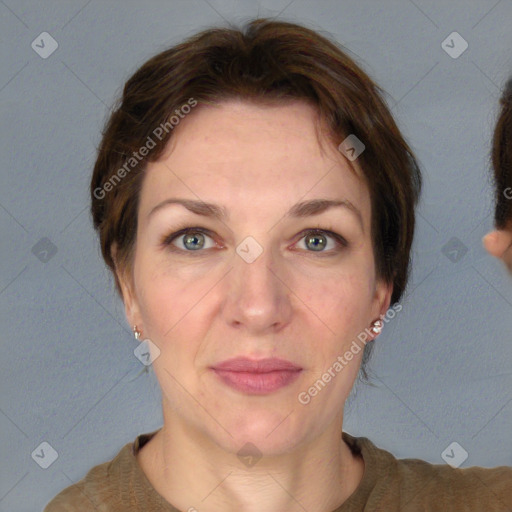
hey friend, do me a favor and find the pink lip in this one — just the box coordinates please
[212,357,302,372]
[211,357,303,394]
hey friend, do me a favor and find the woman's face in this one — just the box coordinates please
[119,99,391,455]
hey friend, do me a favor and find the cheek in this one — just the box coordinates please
[299,262,375,323]
[309,275,374,374]
[138,276,195,339]
[134,254,218,347]
[133,251,179,335]
[135,271,207,391]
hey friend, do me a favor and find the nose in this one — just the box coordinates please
[222,238,293,335]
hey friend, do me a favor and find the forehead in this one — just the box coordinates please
[140,99,371,227]
[162,99,339,166]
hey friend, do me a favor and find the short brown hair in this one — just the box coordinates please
[90,19,421,382]
[491,78,512,229]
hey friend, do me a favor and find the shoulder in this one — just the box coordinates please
[43,482,99,512]
[43,441,133,512]
[394,456,512,509]
[345,433,512,511]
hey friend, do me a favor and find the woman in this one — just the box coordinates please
[44,19,512,511]
[483,78,512,272]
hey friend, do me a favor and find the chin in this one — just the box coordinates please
[211,407,308,456]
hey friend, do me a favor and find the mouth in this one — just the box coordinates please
[210,357,303,395]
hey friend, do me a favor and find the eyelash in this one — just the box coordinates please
[160,225,348,256]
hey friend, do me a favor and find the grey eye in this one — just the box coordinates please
[305,233,328,251]
[182,232,206,250]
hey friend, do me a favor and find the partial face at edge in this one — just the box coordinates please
[117,99,392,454]
[483,228,512,272]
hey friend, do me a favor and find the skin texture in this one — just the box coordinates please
[483,229,512,272]
[116,99,392,512]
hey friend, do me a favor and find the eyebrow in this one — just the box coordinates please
[148,198,364,230]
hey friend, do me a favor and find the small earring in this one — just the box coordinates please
[370,319,383,336]
[133,325,142,341]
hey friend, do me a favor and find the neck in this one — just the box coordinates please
[137,405,364,512]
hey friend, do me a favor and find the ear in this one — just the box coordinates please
[373,278,393,318]
[483,230,512,258]
[112,243,143,332]
[368,278,393,340]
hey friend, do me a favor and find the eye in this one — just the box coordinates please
[161,228,217,253]
[161,226,348,255]
[294,229,347,254]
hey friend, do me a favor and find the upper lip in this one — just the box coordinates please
[211,357,302,373]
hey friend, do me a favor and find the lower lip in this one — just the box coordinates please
[212,369,302,394]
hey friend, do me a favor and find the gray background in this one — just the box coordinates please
[1,0,512,510]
